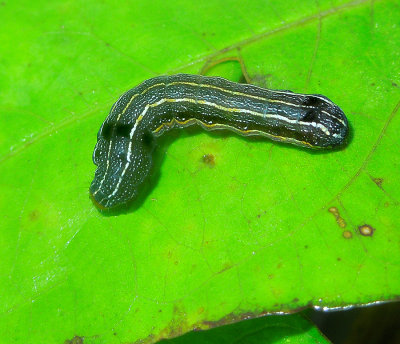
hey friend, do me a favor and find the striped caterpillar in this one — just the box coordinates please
[90,74,348,210]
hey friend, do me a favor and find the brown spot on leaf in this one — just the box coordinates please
[328,207,347,228]
[64,335,84,344]
[343,230,353,239]
[359,224,375,236]
[218,263,233,274]
[372,177,384,189]
[257,210,267,219]
[29,210,40,221]
[392,82,399,88]
[202,153,215,167]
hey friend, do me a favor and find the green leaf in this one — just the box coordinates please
[161,313,330,344]
[1,0,399,343]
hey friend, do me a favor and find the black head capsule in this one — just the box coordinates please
[298,95,348,148]
[90,119,153,210]
[90,86,155,210]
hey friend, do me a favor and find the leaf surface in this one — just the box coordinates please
[0,0,399,343]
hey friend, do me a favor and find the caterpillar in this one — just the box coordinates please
[90,74,348,210]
